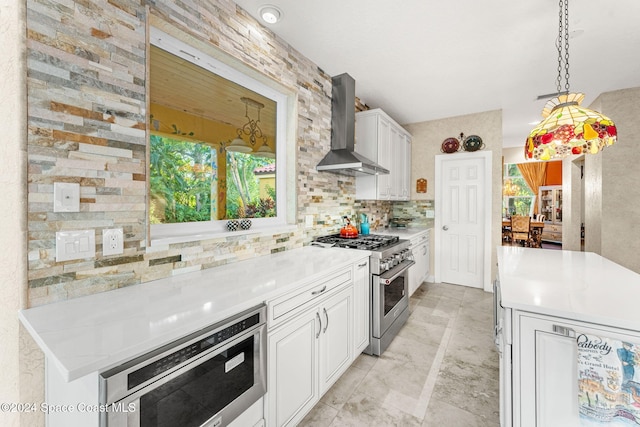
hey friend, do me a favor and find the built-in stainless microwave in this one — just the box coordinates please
[99,305,266,427]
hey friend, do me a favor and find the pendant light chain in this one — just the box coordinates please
[556,0,571,95]
[563,0,570,93]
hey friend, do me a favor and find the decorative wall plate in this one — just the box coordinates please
[441,137,460,153]
[463,135,484,152]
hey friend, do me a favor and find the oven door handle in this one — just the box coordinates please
[378,259,415,285]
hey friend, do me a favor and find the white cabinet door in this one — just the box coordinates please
[377,117,392,199]
[390,125,403,200]
[409,233,429,296]
[319,286,353,394]
[402,135,411,200]
[268,310,319,427]
[515,313,640,427]
[352,259,370,355]
[355,109,412,201]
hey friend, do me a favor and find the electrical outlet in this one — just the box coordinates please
[103,228,124,256]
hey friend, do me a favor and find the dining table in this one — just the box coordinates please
[502,219,544,248]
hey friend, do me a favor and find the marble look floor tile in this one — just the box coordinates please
[416,294,440,309]
[320,365,368,410]
[330,391,422,427]
[430,358,499,421]
[350,353,377,372]
[444,324,499,370]
[357,356,430,402]
[398,316,447,347]
[299,401,339,427]
[422,399,496,427]
[432,296,463,318]
[379,333,438,373]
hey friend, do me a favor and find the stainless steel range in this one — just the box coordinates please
[312,234,414,355]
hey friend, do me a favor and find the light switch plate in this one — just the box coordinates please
[305,215,314,228]
[54,182,80,212]
[56,230,95,262]
[426,210,435,219]
[103,228,124,256]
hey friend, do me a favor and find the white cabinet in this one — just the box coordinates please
[267,286,352,427]
[408,231,430,296]
[509,311,640,427]
[355,108,411,201]
[267,258,369,427]
[318,287,353,394]
[352,259,370,355]
[402,133,411,199]
[538,185,562,243]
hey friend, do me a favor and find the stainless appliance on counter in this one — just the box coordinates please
[99,304,267,427]
[312,234,414,355]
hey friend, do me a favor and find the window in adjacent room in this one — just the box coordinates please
[148,30,288,241]
[502,163,535,217]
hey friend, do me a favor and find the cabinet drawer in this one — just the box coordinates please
[544,224,562,232]
[268,267,352,329]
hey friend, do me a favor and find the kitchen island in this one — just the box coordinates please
[496,246,640,427]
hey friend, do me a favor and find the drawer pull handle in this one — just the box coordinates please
[357,262,368,268]
[552,324,575,338]
[311,285,327,296]
[315,312,322,339]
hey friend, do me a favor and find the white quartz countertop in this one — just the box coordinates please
[497,246,640,331]
[19,246,369,382]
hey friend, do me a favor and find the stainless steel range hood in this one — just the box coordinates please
[316,73,389,176]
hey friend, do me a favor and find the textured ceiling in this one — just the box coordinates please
[233,0,640,147]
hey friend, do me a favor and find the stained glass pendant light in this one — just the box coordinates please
[525,0,616,161]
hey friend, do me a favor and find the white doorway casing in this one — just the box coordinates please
[435,151,492,291]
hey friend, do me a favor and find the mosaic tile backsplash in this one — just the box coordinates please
[25,0,358,307]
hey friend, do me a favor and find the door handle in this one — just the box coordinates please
[315,312,322,339]
[442,225,449,231]
[323,308,328,333]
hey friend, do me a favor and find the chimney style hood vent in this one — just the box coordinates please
[316,73,389,176]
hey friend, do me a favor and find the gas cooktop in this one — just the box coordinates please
[312,234,400,251]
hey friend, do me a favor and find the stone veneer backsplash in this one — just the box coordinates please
[25,0,358,307]
[392,200,435,227]
[354,200,435,230]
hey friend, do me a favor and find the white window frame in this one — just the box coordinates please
[149,28,291,244]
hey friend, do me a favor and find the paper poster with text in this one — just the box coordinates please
[578,333,640,426]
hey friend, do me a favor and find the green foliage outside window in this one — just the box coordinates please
[503,164,535,217]
[226,152,276,219]
[149,135,214,224]
[149,135,276,224]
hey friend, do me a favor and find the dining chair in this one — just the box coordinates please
[511,215,531,247]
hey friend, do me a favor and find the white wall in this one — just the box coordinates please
[405,110,503,289]
[584,87,640,272]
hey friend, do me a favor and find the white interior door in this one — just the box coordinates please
[435,152,491,288]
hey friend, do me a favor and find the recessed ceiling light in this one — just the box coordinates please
[259,5,282,24]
